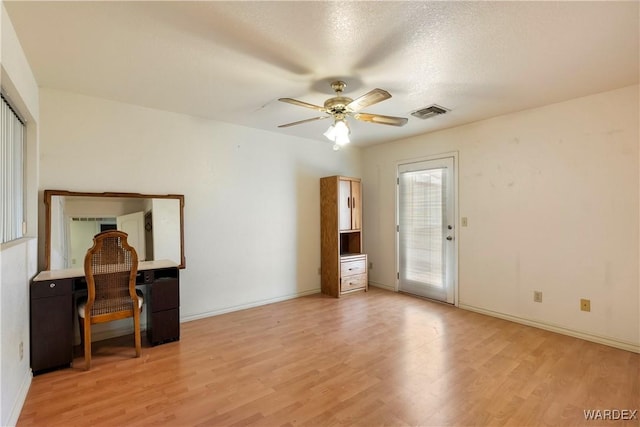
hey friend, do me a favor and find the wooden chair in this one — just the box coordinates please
[78,230,143,370]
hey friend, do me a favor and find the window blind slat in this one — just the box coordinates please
[399,168,447,288]
[1,94,26,243]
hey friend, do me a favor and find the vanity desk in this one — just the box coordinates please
[31,259,180,375]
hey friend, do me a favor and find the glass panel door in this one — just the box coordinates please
[398,157,455,303]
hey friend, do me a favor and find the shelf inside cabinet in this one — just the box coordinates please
[340,231,361,255]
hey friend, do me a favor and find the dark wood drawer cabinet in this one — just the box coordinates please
[30,279,73,373]
[146,275,180,345]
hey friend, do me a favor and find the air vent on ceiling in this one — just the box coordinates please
[411,104,449,119]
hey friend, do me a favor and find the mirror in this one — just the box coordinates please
[44,190,185,270]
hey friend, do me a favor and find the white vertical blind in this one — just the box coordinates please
[1,93,26,243]
[399,167,447,288]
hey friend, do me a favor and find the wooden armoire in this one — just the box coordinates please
[320,176,368,297]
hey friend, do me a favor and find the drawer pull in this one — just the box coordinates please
[49,283,56,289]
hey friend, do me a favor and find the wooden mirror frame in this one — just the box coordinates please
[44,189,185,270]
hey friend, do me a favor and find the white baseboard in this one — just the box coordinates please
[369,281,395,292]
[459,303,640,354]
[6,367,32,427]
[180,288,321,323]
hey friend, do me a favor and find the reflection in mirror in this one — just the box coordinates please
[45,190,185,270]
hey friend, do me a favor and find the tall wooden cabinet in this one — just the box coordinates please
[320,176,368,297]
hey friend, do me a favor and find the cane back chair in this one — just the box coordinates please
[78,230,143,370]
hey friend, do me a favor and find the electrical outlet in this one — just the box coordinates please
[533,291,542,303]
[19,341,23,360]
[580,298,591,312]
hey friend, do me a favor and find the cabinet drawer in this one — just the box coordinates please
[341,259,366,277]
[31,279,73,299]
[148,308,180,346]
[150,278,179,312]
[341,273,367,292]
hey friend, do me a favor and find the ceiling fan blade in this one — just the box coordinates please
[346,88,391,112]
[279,98,326,112]
[354,113,408,127]
[278,116,330,128]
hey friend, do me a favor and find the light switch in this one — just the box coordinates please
[461,217,468,227]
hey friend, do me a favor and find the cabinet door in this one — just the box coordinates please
[350,180,361,230]
[148,309,180,345]
[31,294,73,372]
[151,278,179,312]
[339,179,361,231]
[339,179,352,231]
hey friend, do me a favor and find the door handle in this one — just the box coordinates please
[446,235,454,241]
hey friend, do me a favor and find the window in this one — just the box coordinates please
[1,92,26,243]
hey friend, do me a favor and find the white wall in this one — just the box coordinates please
[38,88,363,321]
[362,85,639,351]
[0,3,39,426]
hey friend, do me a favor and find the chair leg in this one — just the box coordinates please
[133,309,141,358]
[83,317,92,370]
[78,316,84,348]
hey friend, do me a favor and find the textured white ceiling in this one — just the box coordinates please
[4,1,639,147]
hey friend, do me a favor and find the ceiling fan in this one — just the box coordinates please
[278,81,408,149]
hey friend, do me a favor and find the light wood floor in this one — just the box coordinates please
[18,288,639,427]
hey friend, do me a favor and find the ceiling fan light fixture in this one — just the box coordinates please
[335,133,350,145]
[278,80,407,149]
[323,124,336,141]
[325,119,350,146]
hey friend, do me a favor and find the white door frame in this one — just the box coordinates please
[395,152,459,307]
